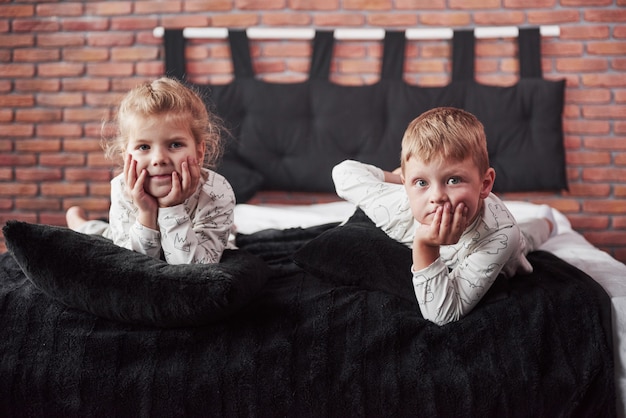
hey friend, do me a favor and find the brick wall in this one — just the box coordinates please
[1,1,625,262]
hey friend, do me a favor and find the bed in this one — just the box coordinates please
[0,27,623,417]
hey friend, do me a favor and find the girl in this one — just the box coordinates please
[67,77,236,265]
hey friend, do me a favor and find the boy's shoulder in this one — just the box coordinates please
[480,193,518,231]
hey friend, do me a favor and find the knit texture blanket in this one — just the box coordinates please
[0,210,615,417]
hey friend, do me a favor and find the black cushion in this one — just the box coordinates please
[293,208,416,303]
[293,208,512,307]
[3,220,271,328]
[216,154,264,203]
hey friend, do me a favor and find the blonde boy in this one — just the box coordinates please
[333,107,553,325]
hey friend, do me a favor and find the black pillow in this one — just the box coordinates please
[217,156,264,203]
[3,220,270,328]
[293,209,416,303]
[294,208,512,308]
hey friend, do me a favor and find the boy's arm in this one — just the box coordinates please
[412,218,520,326]
[411,202,467,270]
[332,159,386,199]
[383,168,402,184]
[333,160,413,240]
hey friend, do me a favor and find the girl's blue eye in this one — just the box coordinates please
[170,142,183,149]
[416,179,427,187]
[138,144,149,151]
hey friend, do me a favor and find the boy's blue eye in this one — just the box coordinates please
[447,177,460,185]
[416,179,427,187]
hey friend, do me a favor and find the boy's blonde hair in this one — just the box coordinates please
[400,107,489,175]
[102,77,224,168]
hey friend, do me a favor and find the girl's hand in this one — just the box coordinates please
[158,157,201,208]
[124,154,158,228]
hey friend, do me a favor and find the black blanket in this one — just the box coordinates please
[0,211,615,417]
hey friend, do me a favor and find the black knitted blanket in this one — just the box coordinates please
[0,210,615,417]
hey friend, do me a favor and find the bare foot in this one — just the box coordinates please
[66,206,88,231]
[544,218,554,236]
[536,204,558,237]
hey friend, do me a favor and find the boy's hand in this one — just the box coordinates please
[422,202,468,246]
[412,202,468,270]
[383,167,403,184]
[158,157,201,208]
[124,154,158,229]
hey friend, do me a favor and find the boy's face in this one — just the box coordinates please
[126,114,205,198]
[401,155,495,227]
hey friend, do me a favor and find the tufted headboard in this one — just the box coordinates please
[163,28,567,203]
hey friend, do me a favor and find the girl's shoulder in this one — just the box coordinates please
[200,168,231,187]
[199,168,235,201]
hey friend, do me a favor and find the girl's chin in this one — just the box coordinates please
[145,185,171,199]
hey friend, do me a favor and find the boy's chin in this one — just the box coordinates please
[418,213,434,225]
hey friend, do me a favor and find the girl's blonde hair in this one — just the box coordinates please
[102,77,224,168]
[400,107,490,175]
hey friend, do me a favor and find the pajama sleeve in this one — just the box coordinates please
[107,176,163,260]
[332,160,414,245]
[157,171,235,265]
[107,171,235,264]
[412,202,526,326]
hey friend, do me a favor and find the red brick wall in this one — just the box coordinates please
[1,1,625,262]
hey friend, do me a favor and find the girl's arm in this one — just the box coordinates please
[108,175,162,259]
[158,171,235,265]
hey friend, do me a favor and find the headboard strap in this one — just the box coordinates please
[381,31,406,81]
[228,30,255,79]
[519,27,543,78]
[164,29,186,80]
[452,29,475,81]
[309,31,334,80]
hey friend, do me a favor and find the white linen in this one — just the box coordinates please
[234,200,626,416]
[234,201,357,235]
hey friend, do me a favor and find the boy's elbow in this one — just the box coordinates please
[414,286,464,326]
[332,160,353,177]
[331,161,343,182]
[331,160,354,194]
[421,309,461,326]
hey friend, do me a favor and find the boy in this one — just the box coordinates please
[332,107,554,325]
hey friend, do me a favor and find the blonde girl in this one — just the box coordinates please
[67,77,236,265]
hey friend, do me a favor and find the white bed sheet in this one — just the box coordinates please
[234,200,626,416]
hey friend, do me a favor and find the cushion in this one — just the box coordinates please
[293,208,416,303]
[216,155,264,203]
[294,208,510,306]
[2,220,271,328]
[167,30,566,194]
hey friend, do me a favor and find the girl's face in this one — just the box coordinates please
[126,114,205,198]
[401,155,495,226]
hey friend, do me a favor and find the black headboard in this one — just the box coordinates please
[164,28,566,202]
